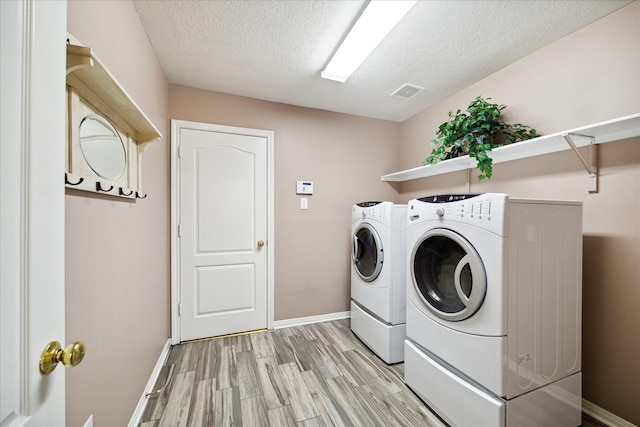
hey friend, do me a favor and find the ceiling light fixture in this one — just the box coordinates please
[321,0,417,83]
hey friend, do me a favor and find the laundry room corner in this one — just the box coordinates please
[168,85,403,322]
[394,2,639,423]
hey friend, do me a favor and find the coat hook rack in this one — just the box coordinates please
[135,192,147,199]
[65,173,84,186]
[96,182,114,193]
[119,187,133,196]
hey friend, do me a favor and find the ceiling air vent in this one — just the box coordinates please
[391,84,424,99]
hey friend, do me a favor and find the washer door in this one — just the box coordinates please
[411,228,486,321]
[352,223,383,282]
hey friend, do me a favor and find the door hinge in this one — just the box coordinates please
[178,145,182,158]
[178,302,181,316]
[178,224,182,237]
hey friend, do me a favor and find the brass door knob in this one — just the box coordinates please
[39,341,86,375]
[257,240,265,248]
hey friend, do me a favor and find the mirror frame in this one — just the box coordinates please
[66,87,141,198]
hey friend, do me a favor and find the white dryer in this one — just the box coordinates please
[404,193,583,427]
[351,201,407,364]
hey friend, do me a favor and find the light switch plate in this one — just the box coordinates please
[300,198,308,209]
[296,181,313,195]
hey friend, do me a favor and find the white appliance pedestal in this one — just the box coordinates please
[351,301,405,364]
[405,340,582,427]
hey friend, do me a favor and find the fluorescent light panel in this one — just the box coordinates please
[321,0,417,83]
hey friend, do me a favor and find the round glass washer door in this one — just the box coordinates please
[411,228,486,321]
[352,223,384,282]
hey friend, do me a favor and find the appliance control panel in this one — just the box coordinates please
[353,201,389,221]
[365,204,387,220]
[453,199,493,219]
[409,193,508,235]
[356,201,382,208]
[418,193,482,203]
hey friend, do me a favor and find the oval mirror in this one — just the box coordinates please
[79,114,126,181]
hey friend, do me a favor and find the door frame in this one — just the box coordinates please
[170,119,274,344]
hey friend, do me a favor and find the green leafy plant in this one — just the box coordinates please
[423,96,538,179]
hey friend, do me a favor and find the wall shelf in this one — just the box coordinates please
[65,40,162,199]
[381,113,640,182]
[67,43,162,150]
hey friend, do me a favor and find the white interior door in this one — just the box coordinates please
[172,120,274,342]
[1,0,68,425]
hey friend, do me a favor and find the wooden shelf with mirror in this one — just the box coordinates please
[65,39,161,199]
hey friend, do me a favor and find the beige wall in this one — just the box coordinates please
[66,1,170,426]
[397,2,639,424]
[169,86,400,320]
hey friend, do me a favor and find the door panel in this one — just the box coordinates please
[0,0,67,425]
[177,124,271,341]
[196,265,255,314]
[196,146,255,252]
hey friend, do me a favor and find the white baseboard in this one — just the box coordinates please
[582,399,636,427]
[273,311,350,329]
[128,338,172,427]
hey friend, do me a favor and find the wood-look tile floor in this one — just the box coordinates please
[140,319,605,427]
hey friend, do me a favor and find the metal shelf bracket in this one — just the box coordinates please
[562,133,598,194]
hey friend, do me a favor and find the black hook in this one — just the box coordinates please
[96,182,114,193]
[135,192,147,199]
[65,173,84,186]
[119,187,134,196]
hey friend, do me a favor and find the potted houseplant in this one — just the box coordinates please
[423,96,538,179]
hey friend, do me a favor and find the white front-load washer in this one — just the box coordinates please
[404,193,583,427]
[351,201,406,364]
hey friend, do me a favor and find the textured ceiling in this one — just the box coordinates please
[133,0,632,122]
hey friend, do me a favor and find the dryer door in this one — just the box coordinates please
[352,223,383,282]
[411,228,486,321]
